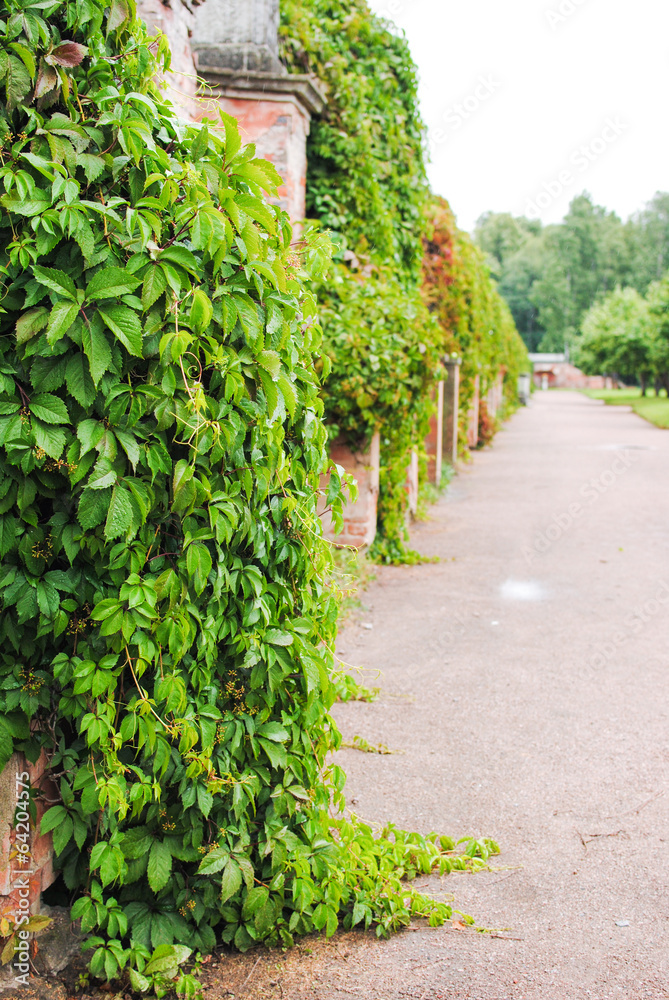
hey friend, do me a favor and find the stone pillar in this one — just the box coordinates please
[467,374,480,448]
[138,0,203,119]
[425,381,443,486]
[442,358,461,465]
[319,433,381,549]
[191,0,325,222]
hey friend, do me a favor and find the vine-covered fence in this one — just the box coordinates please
[0,0,520,989]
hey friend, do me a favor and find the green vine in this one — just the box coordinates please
[0,0,497,989]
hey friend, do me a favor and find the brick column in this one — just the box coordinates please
[191,0,325,223]
[319,433,381,549]
[1,752,57,920]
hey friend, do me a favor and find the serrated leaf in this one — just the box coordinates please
[77,153,105,184]
[257,350,281,379]
[30,392,69,424]
[6,54,31,109]
[78,487,111,529]
[219,858,242,903]
[46,300,79,345]
[66,354,95,407]
[34,59,58,99]
[277,374,297,418]
[9,42,36,79]
[87,460,117,490]
[82,318,112,386]
[33,265,77,300]
[98,304,143,356]
[85,267,141,302]
[33,421,66,459]
[107,0,130,32]
[147,839,172,893]
[16,306,48,344]
[141,265,167,309]
[46,41,88,68]
[104,483,133,540]
[189,288,213,333]
[196,846,230,875]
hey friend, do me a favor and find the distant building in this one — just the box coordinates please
[528,353,612,391]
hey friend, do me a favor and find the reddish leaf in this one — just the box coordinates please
[46,42,88,68]
[34,60,58,99]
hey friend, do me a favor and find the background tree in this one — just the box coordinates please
[646,274,669,393]
[576,287,652,390]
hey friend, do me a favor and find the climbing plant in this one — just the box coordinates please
[280,0,439,561]
[423,197,529,453]
[0,0,496,988]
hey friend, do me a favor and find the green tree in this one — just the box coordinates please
[646,274,669,393]
[576,288,652,391]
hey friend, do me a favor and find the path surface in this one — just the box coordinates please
[206,392,669,1000]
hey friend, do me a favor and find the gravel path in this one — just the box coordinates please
[205,391,669,1000]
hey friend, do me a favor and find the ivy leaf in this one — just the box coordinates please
[16,307,49,345]
[104,484,134,540]
[141,265,167,310]
[5,54,31,109]
[77,153,106,185]
[186,542,212,595]
[34,59,58,100]
[85,267,141,302]
[66,355,96,408]
[33,266,77,301]
[98,304,143,357]
[81,318,112,386]
[46,301,79,345]
[30,393,69,425]
[78,487,112,529]
[147,840,172,892]
[87,459,117,490]
[9,42,36,80]
[196,846,229,875]
[107,0,130,32]
[263,629,293,646]
[219,858,242,903]
[257,350,281,380]
[189,289,213,334]
[46,42,88,68]
[32,422,67,459]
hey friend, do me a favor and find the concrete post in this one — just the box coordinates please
[442,358,461,465]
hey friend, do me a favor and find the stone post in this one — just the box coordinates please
[442,358,461,465]
[425,381,443,486]
[191,0,326,222]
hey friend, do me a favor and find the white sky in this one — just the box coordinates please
[366,0,669,234]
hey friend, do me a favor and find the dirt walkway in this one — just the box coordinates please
[205,392,669,1000]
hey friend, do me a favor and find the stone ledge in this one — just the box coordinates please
[196,66,327,115]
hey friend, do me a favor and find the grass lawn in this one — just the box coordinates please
[584,387,669,429]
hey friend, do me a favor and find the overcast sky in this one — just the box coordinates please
[366,0,669,235]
